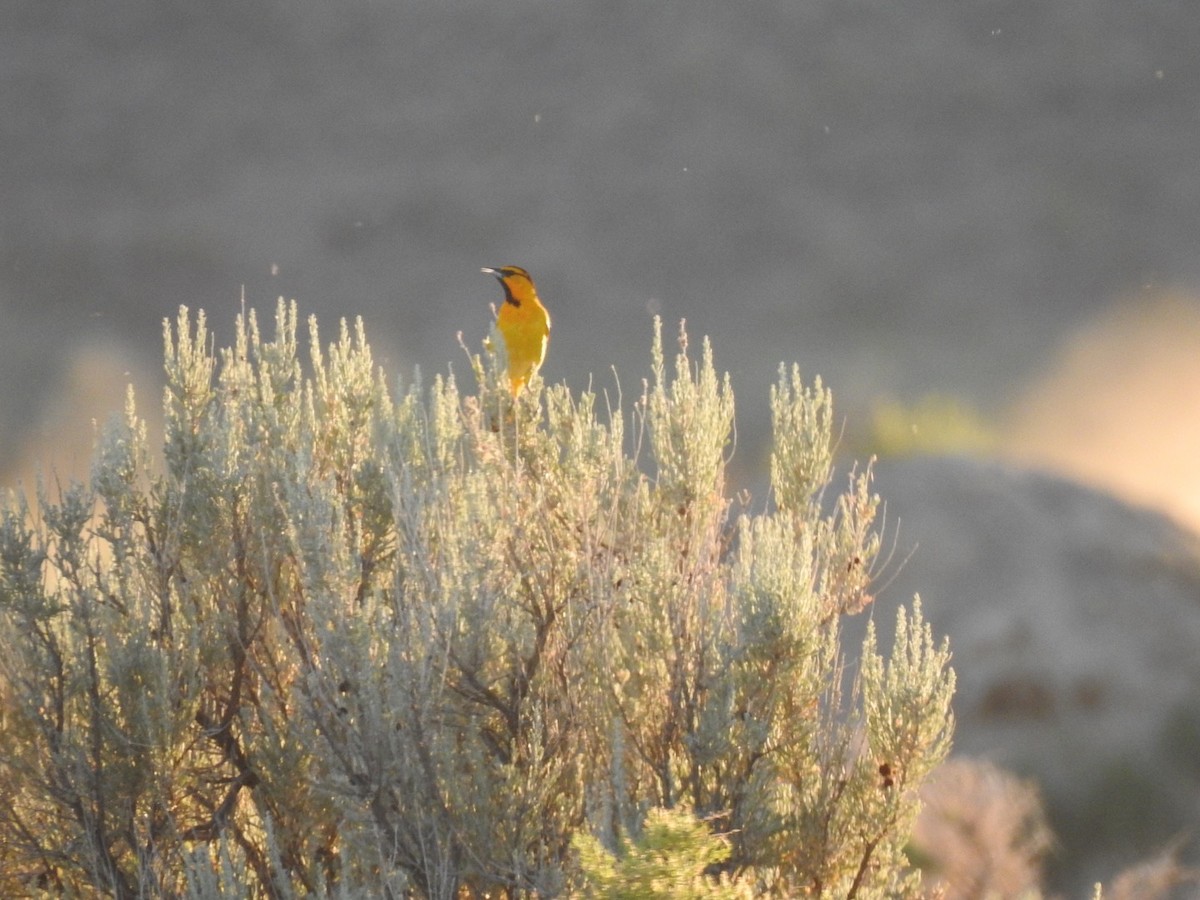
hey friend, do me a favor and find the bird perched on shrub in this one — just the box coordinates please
[482,265,551,397]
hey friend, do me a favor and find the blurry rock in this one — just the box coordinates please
[863,455,1200,895]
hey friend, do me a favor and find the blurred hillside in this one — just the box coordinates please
[3,0,1200,492]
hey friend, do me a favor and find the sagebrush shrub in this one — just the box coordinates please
[0,302,953,898]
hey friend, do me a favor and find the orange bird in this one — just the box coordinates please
[482,265,551,397]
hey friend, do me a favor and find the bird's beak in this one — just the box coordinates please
[481,267,501,277]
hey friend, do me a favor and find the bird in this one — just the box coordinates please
[482,265,551,397]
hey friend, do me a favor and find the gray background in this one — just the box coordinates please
[5,1,1199,477]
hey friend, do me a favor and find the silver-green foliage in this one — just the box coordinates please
[0,303,954,898]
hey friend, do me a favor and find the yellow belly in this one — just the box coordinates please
[497,307,550,395]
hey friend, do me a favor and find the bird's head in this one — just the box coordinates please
[482,265,538,307]
[481,265,531,281]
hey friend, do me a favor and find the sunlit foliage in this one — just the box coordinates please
[0,303,953,898]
